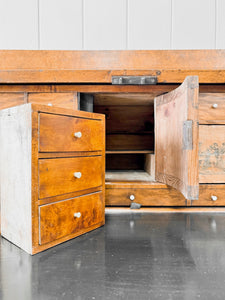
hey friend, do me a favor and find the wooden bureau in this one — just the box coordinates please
[0,50,225,253]
[0,104,105,254]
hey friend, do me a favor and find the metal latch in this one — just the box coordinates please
[112,76,157,85]
[183,120,193,150]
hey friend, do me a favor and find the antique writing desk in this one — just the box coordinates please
[0,50,225,254]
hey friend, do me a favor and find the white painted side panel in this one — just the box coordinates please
[39,0,83,50]
[0,104,32,254]
[0,0,38,49]
[84,0,126,50]
[128,0,171,50]
[216,0,225,49]
[172,0,216,49]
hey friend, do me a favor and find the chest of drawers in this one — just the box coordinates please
[0,104,105,254]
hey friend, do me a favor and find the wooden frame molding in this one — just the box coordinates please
[0,50,225,83]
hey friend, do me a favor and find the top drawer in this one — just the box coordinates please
[199,93,225,124]
[39,113,104,152]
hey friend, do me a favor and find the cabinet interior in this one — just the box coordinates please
[80,93,155,182]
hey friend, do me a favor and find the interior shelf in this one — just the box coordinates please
[105,171,154,182]
[106,150,154,154]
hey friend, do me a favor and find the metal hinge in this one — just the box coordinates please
[112,76,157,85]
[183,120,193,150]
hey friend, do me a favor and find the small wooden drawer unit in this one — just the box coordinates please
[0,104,105,254]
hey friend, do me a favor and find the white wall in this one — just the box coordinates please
[0,0,224,50]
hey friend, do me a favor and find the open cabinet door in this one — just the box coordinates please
[154,76,199,200]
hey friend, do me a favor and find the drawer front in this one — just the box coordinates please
[39,156,103,199]
[191,185,225,206]
[39,192,104,245]
[199,125,225,183]
[199,93,225,124]
[105,187,186,206]
[39,113,104,152]
[28,92,78,110]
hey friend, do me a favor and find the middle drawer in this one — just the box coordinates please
[39,156,103,199]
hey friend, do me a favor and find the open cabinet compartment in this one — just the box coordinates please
[79,76,200,201]
[80,92,156,182]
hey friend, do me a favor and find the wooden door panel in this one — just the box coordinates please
[154,76,199,200]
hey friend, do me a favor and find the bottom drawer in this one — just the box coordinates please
[39,192,104,245]
[191,184,225,206]
[105,184,225,207]
[105,186,186,206]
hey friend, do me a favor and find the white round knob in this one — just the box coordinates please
[74,212,81,218]
[212,103,218,109]
[74,172,82,179]
[47,103,53,107]
[130,195,135,201]
[74,132,82,138]
[211,195,217,201]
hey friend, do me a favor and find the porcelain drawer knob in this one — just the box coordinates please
[130,195,135,201]
[74,212,81,218]
[74,172,82,179]
[48,103,53,107]
[74,131,82,138]
[212,103,218,109]
[211,195,217,201]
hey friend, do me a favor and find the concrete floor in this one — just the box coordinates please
[1,212,225,300]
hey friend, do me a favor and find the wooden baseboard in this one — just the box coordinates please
[105,207,225,213]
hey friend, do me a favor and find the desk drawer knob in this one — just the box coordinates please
[74,172,82,179]
[74,132,82,138]
[130,195,135,201]
[212,103,218,109]
[211,195,217,201]
[48,103,53,107]
[74,212,81,218]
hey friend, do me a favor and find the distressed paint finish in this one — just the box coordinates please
[155,76,199,200]
[0,105,32,253]
[199,125,225,183]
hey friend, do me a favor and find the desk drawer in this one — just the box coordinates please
[191,185,225,206]
[39,192,104,245]
[105,186,186,206]
[39,113,103,152]
[199,93,225,124]
[39,156,103,199]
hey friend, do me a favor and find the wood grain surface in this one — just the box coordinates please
[155,76,199,200]
[0,50,225,83]
[199,125,225,183]
[39,192,104,245]
[39,113,104,152]
[39,156,103,199]
[28,92,78,110]
[199,93,225,124]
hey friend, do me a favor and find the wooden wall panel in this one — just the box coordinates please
[172,0,216,49]
[128,0,171,49]
[84,0,126,50]
[39,0,83,50]
[0,0,38,49]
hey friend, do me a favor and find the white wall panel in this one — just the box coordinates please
[84,0,126,50]
[0,0,38,49]
[40,0,83,50]
[216,0,225,49]
[172,0,216,49]
[128,0,171,50]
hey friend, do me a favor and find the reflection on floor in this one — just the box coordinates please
[1,212,225,300]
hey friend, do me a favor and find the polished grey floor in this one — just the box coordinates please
[1,212,225,300]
